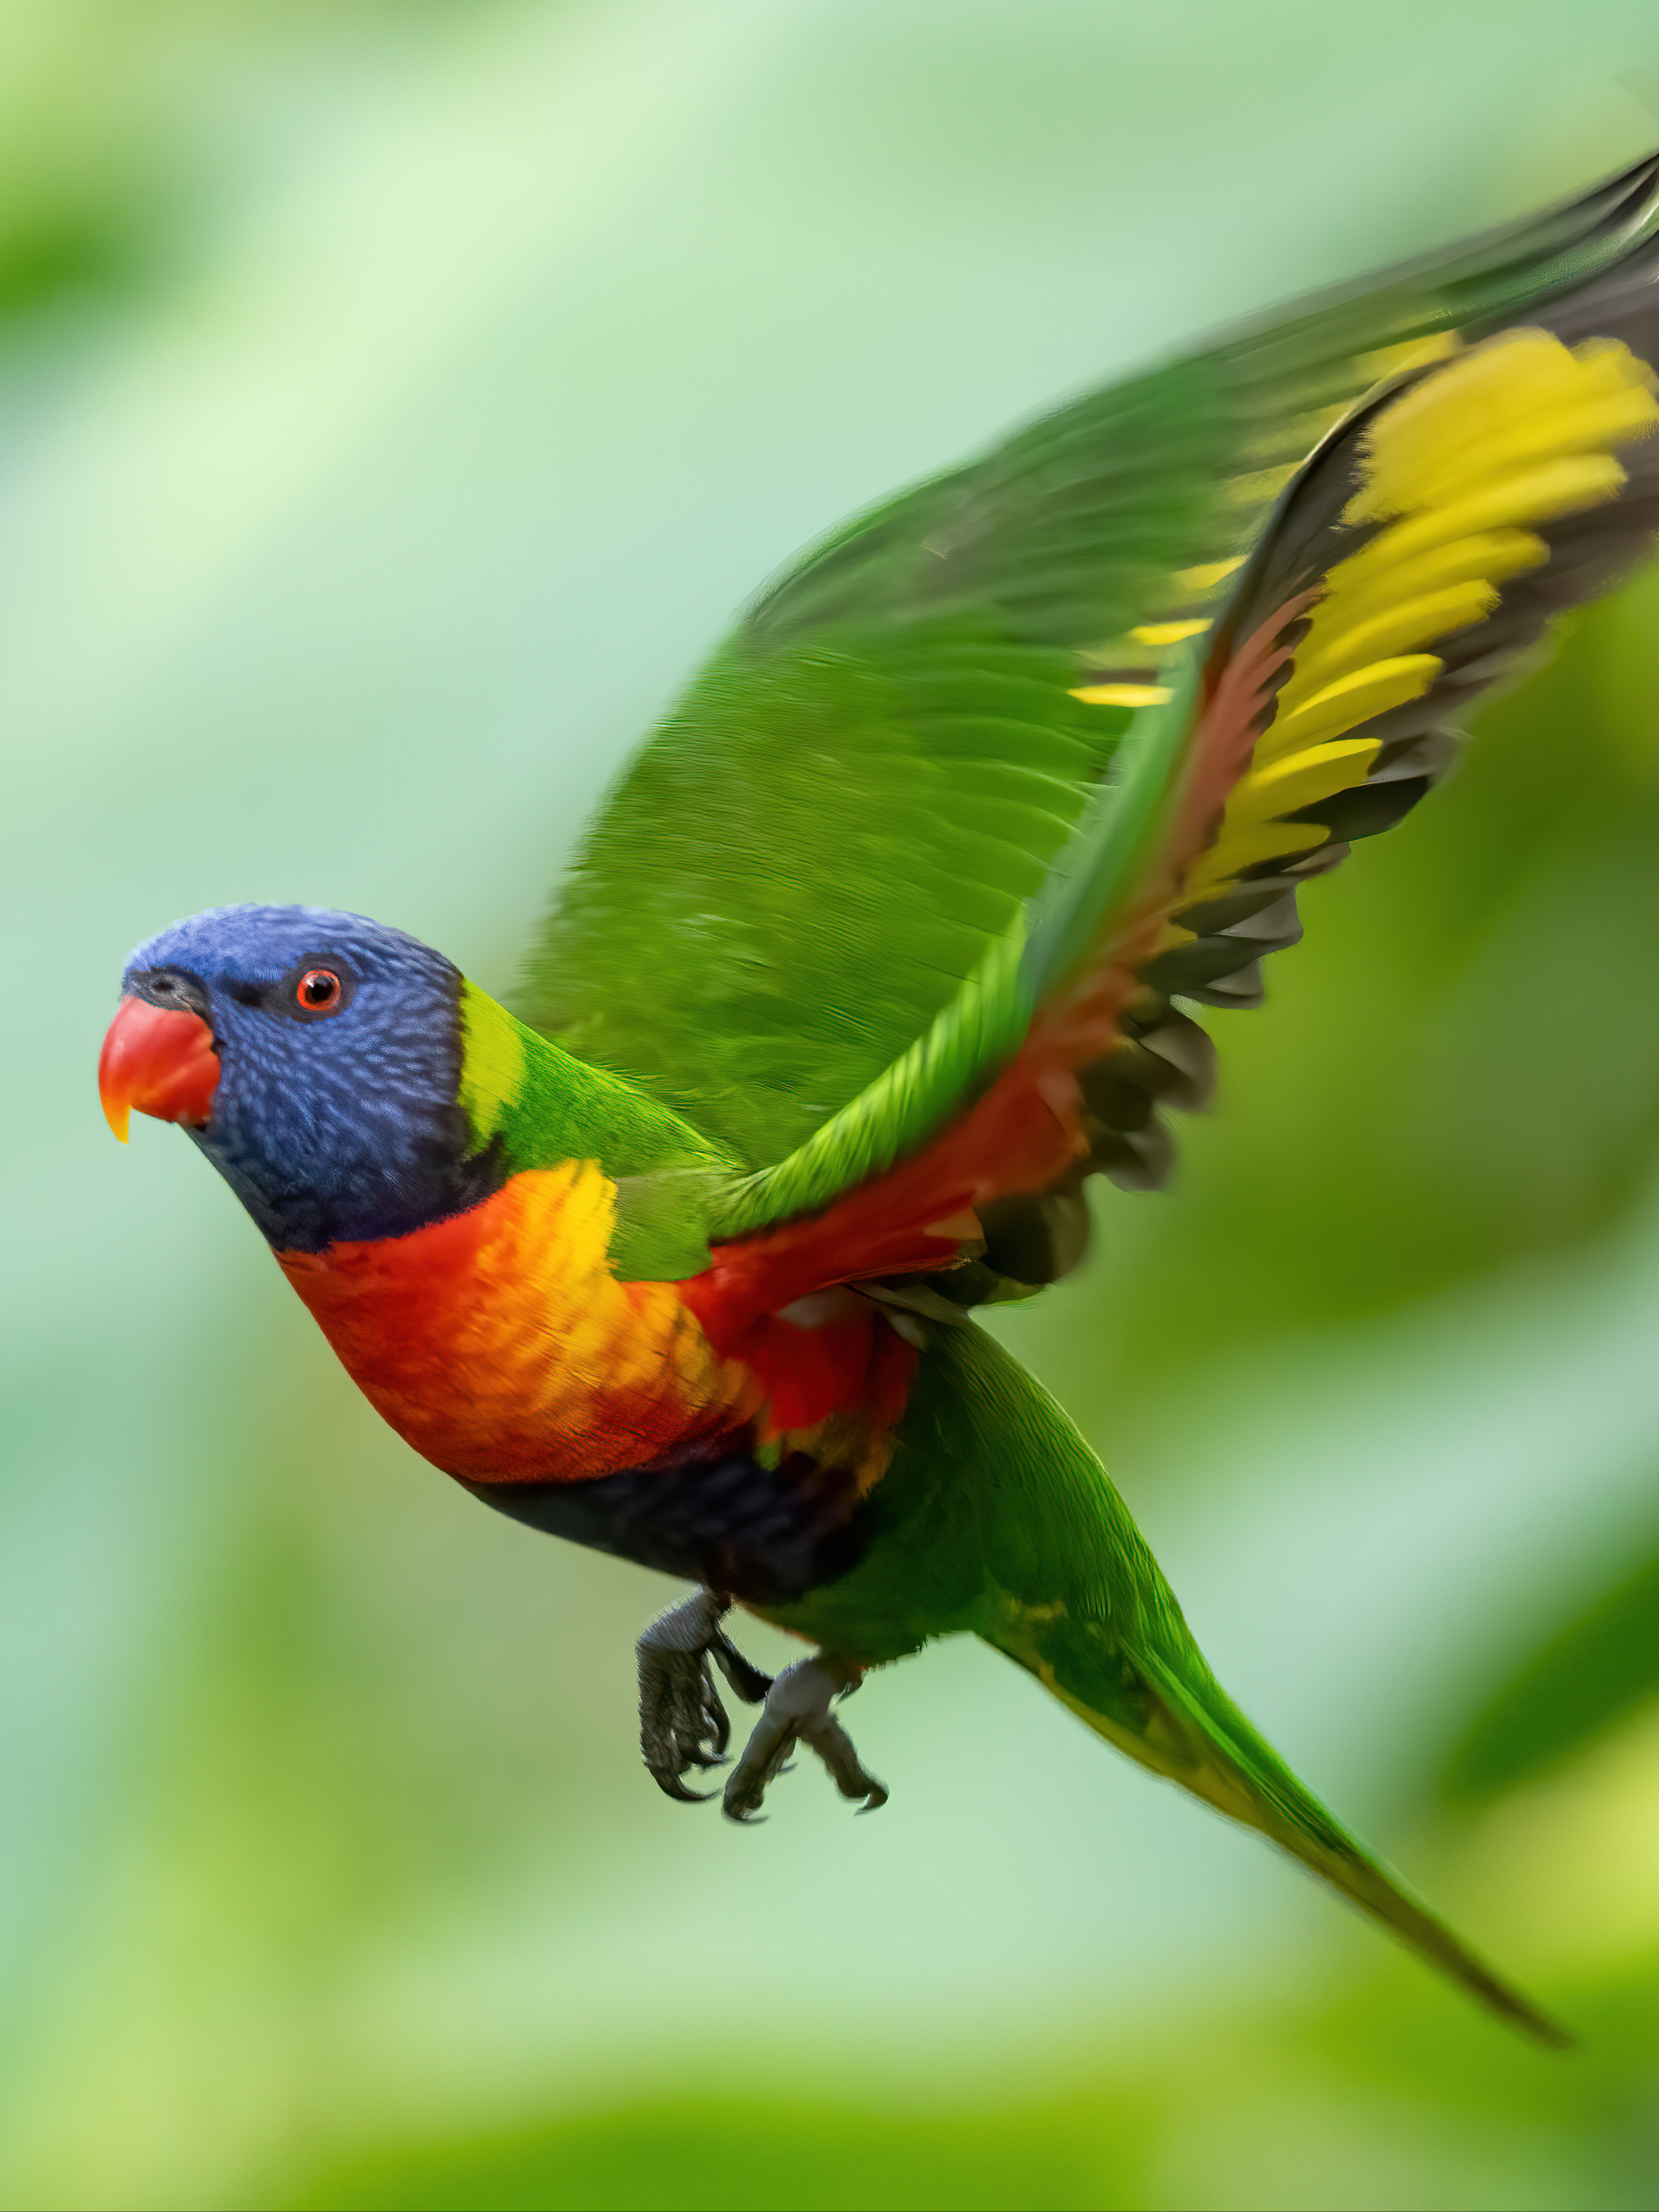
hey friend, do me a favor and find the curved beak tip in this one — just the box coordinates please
[98,997,219,1142]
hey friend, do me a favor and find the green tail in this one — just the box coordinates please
[760,1316,1565,2045]
[987,1603,1566,2047]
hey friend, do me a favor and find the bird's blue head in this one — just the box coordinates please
[99,904,501,1250]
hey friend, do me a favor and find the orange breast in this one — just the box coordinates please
[276,1162,761,1483]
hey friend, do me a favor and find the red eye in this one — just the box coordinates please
[297,967,342,1013]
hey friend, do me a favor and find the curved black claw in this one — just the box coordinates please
[710,1630,774,1706]
[723,1657,888,1822]
[637,1591,773,1802]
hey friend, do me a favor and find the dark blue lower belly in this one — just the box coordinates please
[463,1436,874,1603]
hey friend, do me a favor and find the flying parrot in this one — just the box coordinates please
[98,150,1659,2045]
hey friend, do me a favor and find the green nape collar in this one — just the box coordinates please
[457,980,735,1281]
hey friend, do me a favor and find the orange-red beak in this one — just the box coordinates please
[99,997,220,1142]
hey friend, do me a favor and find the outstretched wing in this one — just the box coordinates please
[520,151,1659,1322]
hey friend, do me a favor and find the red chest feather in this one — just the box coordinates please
[277,1163,758,1483]
[274,1163,917,1490]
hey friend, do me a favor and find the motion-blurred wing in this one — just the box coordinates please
[521,152,1659,1309]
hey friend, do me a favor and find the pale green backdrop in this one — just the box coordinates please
[5,2,1659,2205]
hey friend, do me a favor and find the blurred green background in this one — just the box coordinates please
[8,1,1659,2205]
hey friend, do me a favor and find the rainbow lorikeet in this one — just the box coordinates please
[100,150,1659,2045]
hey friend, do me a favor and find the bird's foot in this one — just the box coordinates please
[637,1589,773,1801]
[722,1655,888,1822]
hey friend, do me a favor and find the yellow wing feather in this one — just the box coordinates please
[1176,329,1659,917]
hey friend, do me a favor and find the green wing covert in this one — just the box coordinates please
[519,151,1659,1285]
